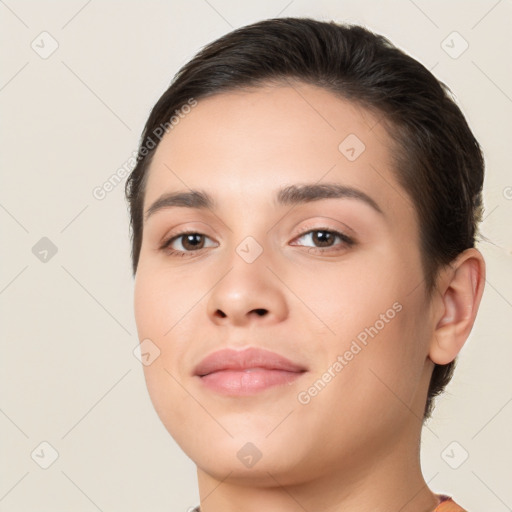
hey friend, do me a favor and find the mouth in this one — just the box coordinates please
[198,368,306,395]
[193,347,308,396]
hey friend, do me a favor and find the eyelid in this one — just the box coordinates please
[289,217,356,243]
[290,226,355,250]
[158,221,218,245]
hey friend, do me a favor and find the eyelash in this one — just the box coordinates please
[159,227,355,258]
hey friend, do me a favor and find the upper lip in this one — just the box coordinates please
[193,347,307,376]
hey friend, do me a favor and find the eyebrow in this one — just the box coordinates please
[144,182,384,222]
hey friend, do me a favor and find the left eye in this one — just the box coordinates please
[291,229,354,251]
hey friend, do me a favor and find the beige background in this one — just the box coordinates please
[1,1,511,510]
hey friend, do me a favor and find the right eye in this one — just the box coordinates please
[160,231,218,257]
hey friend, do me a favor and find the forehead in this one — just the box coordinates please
[143,83,414,221]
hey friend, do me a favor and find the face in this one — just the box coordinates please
[134,83,436,486]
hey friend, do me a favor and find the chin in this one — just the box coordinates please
[182,429,312,483]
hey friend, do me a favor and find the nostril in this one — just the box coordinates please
[253,308,267,316]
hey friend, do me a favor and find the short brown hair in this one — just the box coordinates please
[125,17,485,420]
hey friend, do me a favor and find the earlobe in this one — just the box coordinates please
[429,248,486,365]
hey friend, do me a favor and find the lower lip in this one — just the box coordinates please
[198,369,305,395]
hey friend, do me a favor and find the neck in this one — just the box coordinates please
[195,425,439,512]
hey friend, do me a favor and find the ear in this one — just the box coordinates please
[429,248,486,365]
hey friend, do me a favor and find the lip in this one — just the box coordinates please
[193,347,307,395]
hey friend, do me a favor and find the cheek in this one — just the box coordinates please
[134,262,199,339]
[289,251,428,403]
[296,306,427,447]
[133,263,206,415]
[134,284,196,444]
[336,292,430,423]
[284,250,403,340]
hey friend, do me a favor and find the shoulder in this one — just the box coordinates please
[434,495,468,512]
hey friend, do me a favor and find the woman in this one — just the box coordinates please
[125,17,485,511]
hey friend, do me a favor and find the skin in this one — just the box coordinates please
[133,82,485,512]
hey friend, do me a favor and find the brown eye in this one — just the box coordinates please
[180,233,206,250]
[311,230,336,247]
[160,231,217,256]
[291,229,355,253]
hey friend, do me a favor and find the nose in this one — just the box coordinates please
[206,244,289,327]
